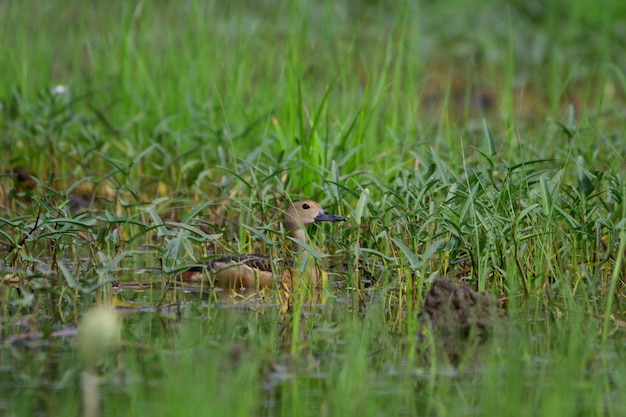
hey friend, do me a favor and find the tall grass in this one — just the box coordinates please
[2,0,626,416]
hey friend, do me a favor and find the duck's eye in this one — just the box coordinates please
[302,203,310,210]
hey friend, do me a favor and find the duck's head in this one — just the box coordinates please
[285,199,345,230]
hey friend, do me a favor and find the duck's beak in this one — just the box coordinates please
[314,209,346,223]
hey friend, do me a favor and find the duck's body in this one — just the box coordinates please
[190,253,293,289]
[183,199,345,291]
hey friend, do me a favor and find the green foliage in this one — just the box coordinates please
[2,0,626,416]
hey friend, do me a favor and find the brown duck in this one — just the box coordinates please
[182,199,345,291]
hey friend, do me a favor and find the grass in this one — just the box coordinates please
[2,0,626,416]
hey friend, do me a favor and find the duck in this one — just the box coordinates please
[182,199,345,291]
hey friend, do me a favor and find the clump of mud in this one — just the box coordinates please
[420,277,498,364]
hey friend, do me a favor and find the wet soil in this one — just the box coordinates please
[420,277,498,364]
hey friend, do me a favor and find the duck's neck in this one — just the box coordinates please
[289,226,320,286]
[289,227,307,254]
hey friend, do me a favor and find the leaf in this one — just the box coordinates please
[47,216,97,227]
[482,118,497,156]
[540,177,553,217]
[354,188,370,225]
[58,261,80,290]
[167,221,222,243]
[391,237,421,269]
[144,206,169,237]
[422,239,445,260]
[181,201,212,223]
[576,155,595,197]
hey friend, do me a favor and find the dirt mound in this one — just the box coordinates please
[420,277,497,364]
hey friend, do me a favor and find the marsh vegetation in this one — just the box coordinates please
[2,0,626,415]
